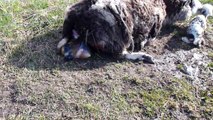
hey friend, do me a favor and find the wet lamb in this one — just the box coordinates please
[197,4,213,17]
[181,15,207,47]
[181,3,213,47]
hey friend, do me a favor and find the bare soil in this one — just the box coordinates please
[1,22,213,120]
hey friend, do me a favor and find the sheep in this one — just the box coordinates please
[197,3,213,17]
[57,0,194,63]
[163,0,193,24]
[190,0,203,15]
[181,2,213,47]
[181,15,207,47]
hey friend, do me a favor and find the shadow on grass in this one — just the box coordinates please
[162,25,196,52]
[8,25,198,71]
[8,28,120,71]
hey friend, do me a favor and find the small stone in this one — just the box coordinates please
[182,63,199,78]
[193,53,203,60]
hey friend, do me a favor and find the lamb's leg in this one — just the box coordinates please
[181,37,191,44]
[74,42,91,59]
[197,37,205,47]
[141,39,148,48]
[61,42,91,61]
[122,50,155,64]
[193,37,203,47]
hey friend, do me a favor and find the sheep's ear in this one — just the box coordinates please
[196,8,203,14]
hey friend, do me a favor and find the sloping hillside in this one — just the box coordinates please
[0,0,213,119]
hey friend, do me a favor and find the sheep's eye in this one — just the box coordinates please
[202,11,206,15]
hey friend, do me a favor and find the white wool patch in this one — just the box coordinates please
[75,48,84,58]
[201,4,213,17]
[57,38,68,50]
[191,0,203,14]
[123,51,146,60]
[72,30,80,40]
[64,5,72,20]
[193,37,201,45]
[91,0,109,9]
[75,47,91,58]
[181,37,191,44]
[125,52,145,60]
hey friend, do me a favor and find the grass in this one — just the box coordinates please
[201,0,213,3]
[0,0,213,119]
[208,52,213,59]
[0,0,77,38]
[208,62,213,69]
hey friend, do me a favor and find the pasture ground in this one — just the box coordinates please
[0,0,213,119]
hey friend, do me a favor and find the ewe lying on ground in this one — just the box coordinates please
[57,0,193,63]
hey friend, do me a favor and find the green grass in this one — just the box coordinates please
[209,18,213,24]
[200,0,213,3]
[208,52,213,59]
[208,62,213,69]
[0,0,77,38]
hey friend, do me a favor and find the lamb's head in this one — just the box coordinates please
[164,0,193,24]
[190,0,203,14]
[181,15,206,47]
[197,4,213,17]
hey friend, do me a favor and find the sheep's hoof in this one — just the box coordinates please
[141,54,155,64]
[124,52,155,64]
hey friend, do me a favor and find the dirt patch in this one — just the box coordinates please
[1,11,213,120]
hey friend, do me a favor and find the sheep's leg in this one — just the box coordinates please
[197,37,205,47]
[57,38,68,51]
[141,39,148,48]
[193,37,202,47]
[122,50,155,64]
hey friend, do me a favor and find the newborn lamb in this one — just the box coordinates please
[181,15,207,47]
[190,0,203,15]
[181,3,213,47]
[197,3,213,17]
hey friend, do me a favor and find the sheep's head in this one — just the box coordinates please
[164,0,193,24]
[83,6,132,54]
[197,4,213,17]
